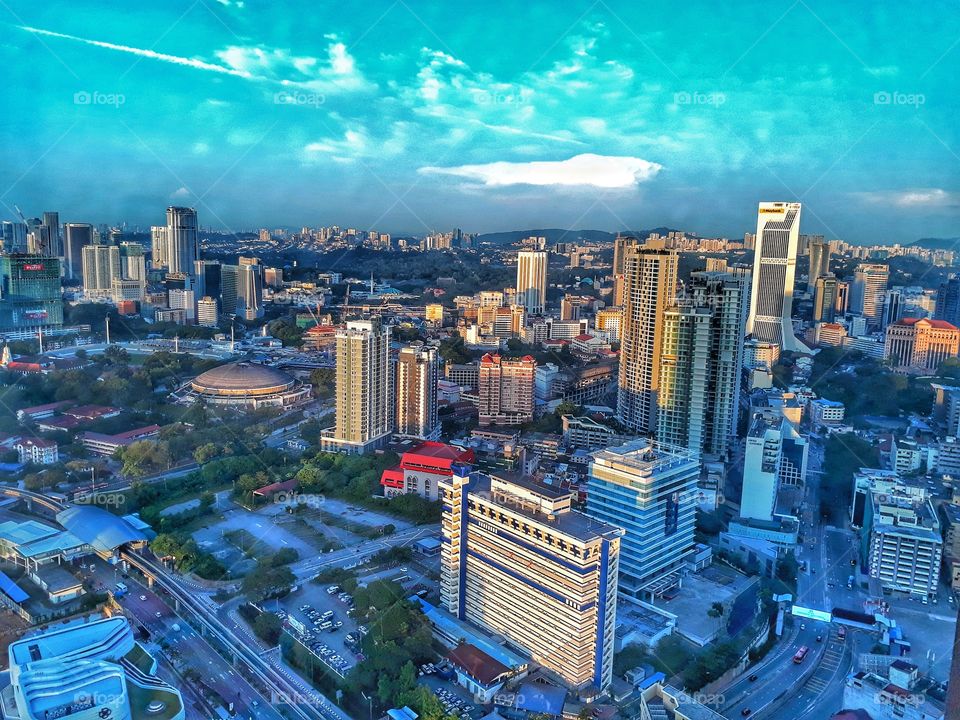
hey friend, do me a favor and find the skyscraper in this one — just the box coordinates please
[617,238,678,434]
[165,206,198,276]
[516,250,547,315]
[63,223,93,281]
[81,243,121,296]
[882,288,903,327]
[935,276,960,326]
[196,296,218,327]
[440,464,623,690]
[119,242,147,284]
[219,264,239,315]
[0,255,63,331]
[586,439,700,600]
[194,260,222,309]
[851,263,889,324]
[656,271,748,461]
[237,256,263,320]
[806,236,830,293]
[150,225,168,269]
[813,274,838,323]
[612,234,636,306]
[746,201,807,351]
[478,353,536,426]
[394,344,440,440]
[1,221,28,253]
[41,211,61,256]
[322,318,393,454]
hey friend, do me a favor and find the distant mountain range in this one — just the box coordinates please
[474,227,682,246]
[909,237,960,251]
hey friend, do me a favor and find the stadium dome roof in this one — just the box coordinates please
[190,362,296,397]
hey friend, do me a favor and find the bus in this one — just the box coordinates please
[837,626,846,642]
[793,646,809,664]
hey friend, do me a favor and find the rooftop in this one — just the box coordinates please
[447,643,511,686]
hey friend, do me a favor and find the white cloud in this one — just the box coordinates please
[418,153,662,188]
[854,188,960,209]
[170,186,192,199]
[304,123,410,163]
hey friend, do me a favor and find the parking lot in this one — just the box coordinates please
[419,671,486,720]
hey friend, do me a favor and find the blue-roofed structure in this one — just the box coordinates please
[0,570,29,603]
[506,682,566,716]
[56,506,148,554]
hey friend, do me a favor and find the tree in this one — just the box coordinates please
[253,612,283,645]
[707,602,724,618]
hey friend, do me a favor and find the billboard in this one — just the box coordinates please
[791,605,832,623]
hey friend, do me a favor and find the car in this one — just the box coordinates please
[155,611,162,618]
[358,625,369,635]
[816,635,823,643]
[800,623,806,630]
[139,595,147,601]
[251,701,259,708]
[950,595,956,604]
[741,710,752,717]
[748,674,758,682]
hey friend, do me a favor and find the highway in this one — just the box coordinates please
[120,549,350,720]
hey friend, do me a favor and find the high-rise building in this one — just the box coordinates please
[882,288,904,327]
[612,234,635,307]
[25,217,49,256]
[478,353,535,426]
[394,344,440,440]
[169,288,196,322]
[1,221,28,253]
[81,244,121,296]
[196,296,218,327]
[119,242,147,285]
[516,250,547,315]
[851,263,889,324]
[560,294,582,320]
[237,257,263,320]
[440,465,623,690]
[194,259,222,308]
[63,223,93,281]
[935,276,960,326]
[322,318,393,454]
[150,225,168,269]
[746,201,807,351]
[220,264,239,315]
[617,239,678,434]
[813,274,838,323]
[586,439,700,600]
[806,236,830,293]
[657,271,748,461]
[740,416,807,521]
[165,206,198,276]
[835,280,851,315]
[0,255,63,331]
[41,211,61,256]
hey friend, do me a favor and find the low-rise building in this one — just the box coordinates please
[81,425,161,456]
[380,441,475,501]
[843,663,944,720]
[561,415,631,452]
[811,398,845,426]
[14,437,58,465]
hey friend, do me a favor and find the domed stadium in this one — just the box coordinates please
[178,362,311,409]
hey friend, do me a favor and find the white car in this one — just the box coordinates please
[139,595,147,601]
[155,611,162,618]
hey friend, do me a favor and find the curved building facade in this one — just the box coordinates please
[179,362,311,409]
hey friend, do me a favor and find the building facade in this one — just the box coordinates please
[165,206,198,276]
[885,318,960,371]
[851,263,890,324]
[395,344,441,440]
[440,465,623,691]
[478,353,535,426]
[0,255,63,332]
[515,250,547,315]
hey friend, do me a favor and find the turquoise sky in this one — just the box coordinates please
[1,1,958,242]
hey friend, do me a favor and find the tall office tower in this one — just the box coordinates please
[236,257,264,320]
[321,318,393,454]
[220,264,239,315]
[612,234,636,306]
[746,201,807,351]
[81,244,121,296]
[41,211,61,256]
[936,276,960,326]
[850,263,889,324]
[656,271,748,461]
[62,223,93,281]
[560,294,582,320]
[740,415,809,522]
[516,250,547,315]
[743,232,756,250]
[196,296,218,327]
[169,288,196,322]
[394,344,441,440]
[165,206,198,275]
[586,439,700,600]
[194,259,222,306]
[440,465,623,691]
[0,255,63,331]
[25,217,50,255]
[813,274,838,323]
[806,236,830,294]
[1,221,28,253]
[478,353,536,426]
[835,280,851,315]
[119,242,147,284]
[150,225,168,269]
[108,228,123,245]
[882,289,903,327]
[617,239,678,434]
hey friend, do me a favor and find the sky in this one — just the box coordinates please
[1,1,958,243]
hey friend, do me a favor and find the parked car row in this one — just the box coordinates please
[307,640,351,674]
[433,688,477,719]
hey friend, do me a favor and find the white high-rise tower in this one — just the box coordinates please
[165,206,198,276]
[516,250,547,315]
[746,202,808,352]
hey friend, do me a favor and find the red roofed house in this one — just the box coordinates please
[16,401,72,423]
[81,424,161,456]
[884,317,960,371]
[63,404,122,421]
[380,441,475,501]
[446,642,514,702]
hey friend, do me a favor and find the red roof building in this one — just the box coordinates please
[446,642,513,701]
[380,441,474,501]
